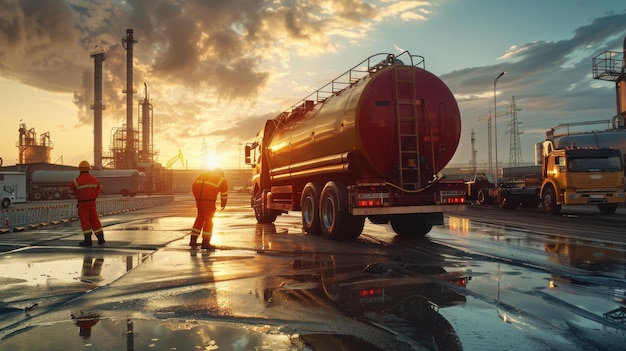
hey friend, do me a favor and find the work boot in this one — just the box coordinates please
[79,234,92,247]
[189,235,201,247]
[96,232,105,245]
[201,238,214,251]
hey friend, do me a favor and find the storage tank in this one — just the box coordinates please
[266,54,461,188]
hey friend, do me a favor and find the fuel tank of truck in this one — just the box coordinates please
[266,60,461,186]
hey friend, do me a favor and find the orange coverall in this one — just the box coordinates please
[69,172,103,238]
[191,170,228,242]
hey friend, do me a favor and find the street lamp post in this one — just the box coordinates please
[493,71,506,182]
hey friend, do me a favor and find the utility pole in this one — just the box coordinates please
[506,96,524,166]
[470,129,477,174]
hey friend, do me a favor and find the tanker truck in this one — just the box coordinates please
[29,169,145,200]
[245,52,466,240]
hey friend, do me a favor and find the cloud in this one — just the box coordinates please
[1,0,430,144]
[442,10,626,164]
[2,1,623,168]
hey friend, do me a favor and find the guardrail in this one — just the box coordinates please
[0,195,174,233]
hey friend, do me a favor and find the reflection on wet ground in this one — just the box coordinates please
[1,317,387,351]
[4,195,625,350]
[0,248,151,301]
[0,220,473,350]
[433,215,626,349]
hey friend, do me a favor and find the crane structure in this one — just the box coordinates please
[165,149,185,169]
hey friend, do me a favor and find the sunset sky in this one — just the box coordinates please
[1,0,625,170]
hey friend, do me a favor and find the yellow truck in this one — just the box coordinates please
[539,122,625,214]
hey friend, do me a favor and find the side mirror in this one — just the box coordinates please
[244,144,252,164]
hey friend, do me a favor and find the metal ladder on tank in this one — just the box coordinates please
[394,66,422,191]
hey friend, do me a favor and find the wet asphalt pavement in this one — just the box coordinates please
[0,193,625,350]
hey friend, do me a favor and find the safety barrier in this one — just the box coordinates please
[0,195,174,233]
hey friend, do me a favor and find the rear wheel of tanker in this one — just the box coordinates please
[542,185,561,215]
[1,198,10,208]
[597,203,618,214]
[390,214,433,237]
[301,182,322,235]
[319,181,364,240]
[253,190,277,224]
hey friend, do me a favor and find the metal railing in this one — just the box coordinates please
[1,195,174,233]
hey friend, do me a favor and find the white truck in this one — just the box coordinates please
[0,172,27,208]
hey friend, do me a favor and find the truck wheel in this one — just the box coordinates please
[52,190,63,200]
[542,185,561,215]
[319,181,364,240]
[597,203,618,214]
[1,198,10,208]
[301,182,322,235]
[390,214,432,237]
[498,189,516,209]
[32,191,44,201]
[477,189,488,205]
[253,190,277,224]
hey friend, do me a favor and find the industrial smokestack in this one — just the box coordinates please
[90,49,105,170]
[122,29,138,168]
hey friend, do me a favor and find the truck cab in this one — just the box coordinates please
[465,173,496,204]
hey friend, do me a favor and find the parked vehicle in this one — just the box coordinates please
[465,172,541,209]
[245,52,466,240]
[29,169,145,200]
[0,172,27,208]
[466,122,625,214]
[540,122,625,214]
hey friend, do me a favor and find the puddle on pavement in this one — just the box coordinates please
[0,249,151,302]
[543,237,626,274]
[108,217,192,231]
[0,318,385,351]
[273,254,469,350]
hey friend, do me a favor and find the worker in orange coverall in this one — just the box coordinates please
[69,160,105,247]
[190,169,228,250]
